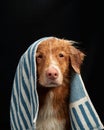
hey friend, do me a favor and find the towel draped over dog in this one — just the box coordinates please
[10,37,104,130]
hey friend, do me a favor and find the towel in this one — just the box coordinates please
[10,37,104,130]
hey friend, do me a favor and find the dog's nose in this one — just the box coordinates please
[46,67,58,80]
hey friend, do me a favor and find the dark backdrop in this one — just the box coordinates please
[1,0,104,129]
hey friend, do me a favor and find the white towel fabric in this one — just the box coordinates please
[10,37,104,130]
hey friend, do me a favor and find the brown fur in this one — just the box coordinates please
[36,37,85,130]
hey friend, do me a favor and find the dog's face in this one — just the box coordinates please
[36,38,84,87]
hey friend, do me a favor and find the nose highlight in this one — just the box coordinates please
[46,67,58,80]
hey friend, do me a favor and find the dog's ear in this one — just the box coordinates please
[69,45,85,73]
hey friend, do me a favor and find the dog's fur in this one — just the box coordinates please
[36,37,84,130]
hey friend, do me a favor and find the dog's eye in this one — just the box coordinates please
[59,53,64,57]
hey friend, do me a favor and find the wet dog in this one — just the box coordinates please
[36,37,84,130]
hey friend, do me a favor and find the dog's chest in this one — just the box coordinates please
[36,92,65,130]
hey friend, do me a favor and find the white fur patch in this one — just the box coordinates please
[36,92,65,130]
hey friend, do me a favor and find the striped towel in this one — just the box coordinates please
[10,37,104,130]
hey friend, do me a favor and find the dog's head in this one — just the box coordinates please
[36,38,85,87]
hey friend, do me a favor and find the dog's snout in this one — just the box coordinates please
[46,67,58,80]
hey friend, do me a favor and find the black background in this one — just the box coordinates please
[1,0,104,129]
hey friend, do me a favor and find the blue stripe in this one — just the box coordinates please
[33,88,38,117]
[10,104,18,130]
[72,107,85,129]
[31,45,38,118]
[85,101,100,127]
[27,47,31,67]
[70,113,77,130]
[15,71,19,99]
[22,73,30,105]
[13,89,18,112]
[19,105,28,129]
[24,57,29,80]
[79,104,93,129]
[20,88,31,127]
[31,45,36,81]
[30,83,35,119]
[17,113,22,130]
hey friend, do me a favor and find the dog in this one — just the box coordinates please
[36,37,85,130]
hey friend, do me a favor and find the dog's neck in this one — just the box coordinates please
[37,82,70,107]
